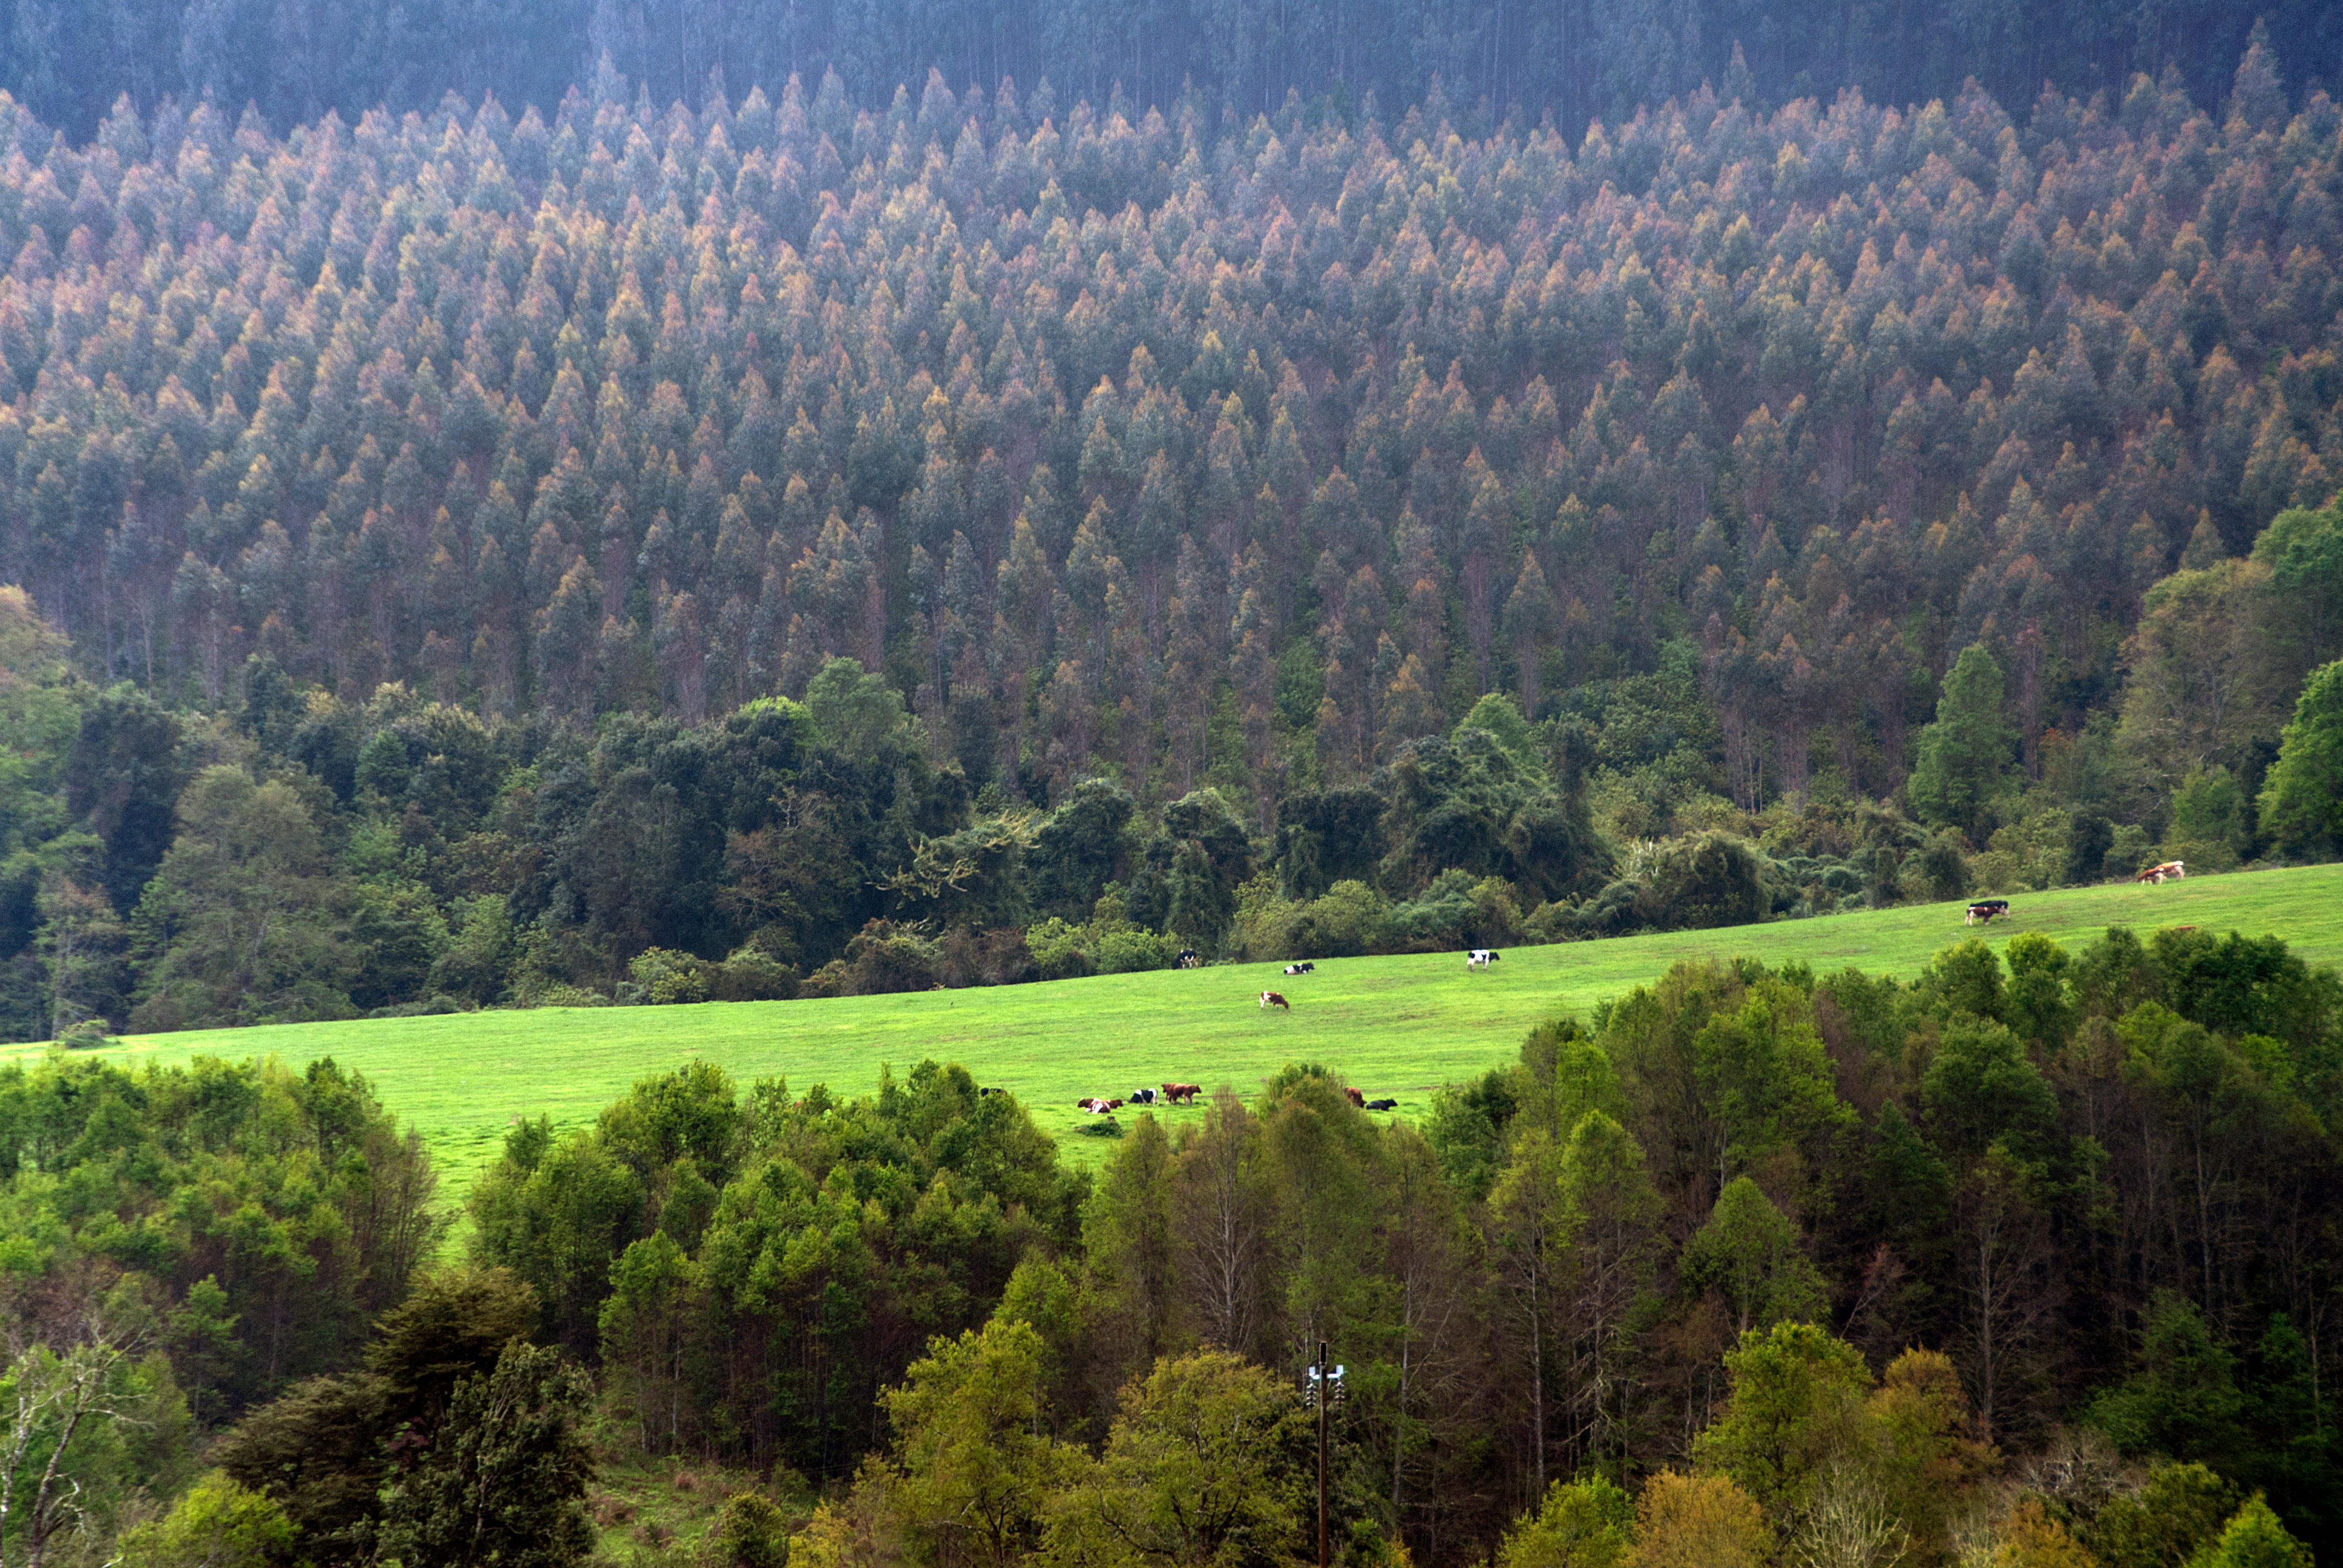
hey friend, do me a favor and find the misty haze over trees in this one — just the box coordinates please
[1,0,2334,145]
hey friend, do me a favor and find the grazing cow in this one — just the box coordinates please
[1467,949,1501,968]
[1260,990,1290,1011]
[1343,1086,1365,1108]
[1161,1082,1202,1105]
[2135,860,2187,884]
[1175,948,1201,969]
[1128,1087,1158,1106]
[1283,961,1316,976]
[1365,1098,1398,1111]
[1965,899,2011,926]
[978,1086,1003,1097]
[2172,924,2198,933]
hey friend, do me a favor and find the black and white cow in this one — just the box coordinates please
[1283,961,1315,976]
[1128,1087,1158,1106]
[1175,948,1201,969]
[1467,949,1501,969]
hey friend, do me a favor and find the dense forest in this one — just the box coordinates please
[4,18,2343,1564]
[8,925,2341,1565]
[5,28,2343,1033]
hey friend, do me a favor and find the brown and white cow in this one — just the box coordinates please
[1965,899,2010,926]
[2135,860,2186,884]
[1260,990,1290,1011]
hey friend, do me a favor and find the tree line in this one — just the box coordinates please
[4,44,2343,1030]
[11,918,2339,1563]
[2,0,2335,151]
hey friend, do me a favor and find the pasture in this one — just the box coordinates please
[16,862,2343,1204]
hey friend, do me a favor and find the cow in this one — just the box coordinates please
[978,1086,1003,1097]
[1260,990,1290,1011]
[1965,899,2011,926]
[1175,949,1201,969]
[1343,1086,1365,1108]
[1365,1099,1399,1111]
[1128,1087,1158,1106]
[2135,860,2187,884]
[1467,949,1501,968]
[1161,1083,1202,1105]
[1077,1097,1124,1114]
[1283,961,1316,976]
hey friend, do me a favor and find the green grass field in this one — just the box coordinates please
[16,863,2343,1204]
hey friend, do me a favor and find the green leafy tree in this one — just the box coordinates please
[1909,644,2014,838]
[713,1492,791,1568]
[377,1341,597,1568]
[2084,1461,2238,1568]
[2085,1292,2246,1466]
[2189,1497,2314,1568]
[1690,1322,1872,1520]
[2258,659,2343,857]
[1649,834,1765,930]
[1498,1475,1633,1568]
[805,657,911,762]
[1680,1179,1828,1337]
[1083,1112,1184,1383]
[1041,1350,1306,1568]
[116,1471,300,1568]
[129,766,352,1029]
[884,1321,1067,1568]
[1555,1112,1662,1471]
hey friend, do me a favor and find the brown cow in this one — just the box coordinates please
[1160,1083,1202,1104]
[1343,1086,1365,1108]
[1260,990,1289,1011]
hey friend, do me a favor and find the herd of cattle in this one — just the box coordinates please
[1061,861,2194,1120]
[1075,1083,1204,1113]
[1073,1082,1397,1114]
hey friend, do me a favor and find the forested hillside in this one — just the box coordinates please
[5,35,2343,1035]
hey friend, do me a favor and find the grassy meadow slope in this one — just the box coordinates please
[17,863,2342,1201]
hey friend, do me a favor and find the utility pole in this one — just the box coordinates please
[1317,1338,1329,1568]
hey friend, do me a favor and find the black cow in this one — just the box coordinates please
[1365,1098,1399,1111]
